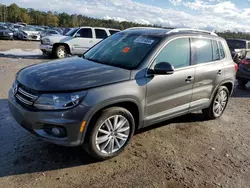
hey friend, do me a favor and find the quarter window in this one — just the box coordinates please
[212,40,220,61]
[109,30,119,35]
[155,38,190,69]
[95,29,108,39]
[193,38,213,64]
[218,42,225,59]
[77,28,93,38]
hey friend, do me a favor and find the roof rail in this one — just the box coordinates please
[167,28,218,36]
[125,27,164,30]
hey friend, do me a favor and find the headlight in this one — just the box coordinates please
[42,38,50,45]
[34,91,87,110]
[8,32,13,36]
[11,80,18,94]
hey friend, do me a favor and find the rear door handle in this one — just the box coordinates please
[185,76,194,82]
[217,70,222,75]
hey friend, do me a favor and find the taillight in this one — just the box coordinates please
[234,63,238,72]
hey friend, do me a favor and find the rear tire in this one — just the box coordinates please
[84,107,135,160]
[54,45,68,59]
[202,86,229,120]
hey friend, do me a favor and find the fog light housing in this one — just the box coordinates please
[44,125,67,138]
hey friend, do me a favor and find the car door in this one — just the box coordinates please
[145,37,195,126]
[93,29,108,44]
[71,28,94,55]
[190,38,225,111]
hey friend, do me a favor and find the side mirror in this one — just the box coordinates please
[75,33,81,38]
[153,62,174,75]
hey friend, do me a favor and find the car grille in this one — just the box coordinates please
[15,85,39,106]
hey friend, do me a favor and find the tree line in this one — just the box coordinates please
[0,3,250,40]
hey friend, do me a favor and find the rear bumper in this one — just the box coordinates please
[236,65,250,81]
[8,90,91,147]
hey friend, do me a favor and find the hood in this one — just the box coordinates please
[17,56,131,92]
[23,30,40,35]
[45,35,73,44]
[0,29,11,33]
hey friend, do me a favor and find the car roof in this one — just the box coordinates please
[226,38,250,42]
[120,27,221,39]
[79,26,120,31]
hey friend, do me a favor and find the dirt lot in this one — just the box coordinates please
[0,40,250,188]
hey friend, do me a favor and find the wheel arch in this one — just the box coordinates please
[52,43,71,54]
[81,98,143,143]
[210,80,234,104]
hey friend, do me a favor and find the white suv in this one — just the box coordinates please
[40,27,120,58]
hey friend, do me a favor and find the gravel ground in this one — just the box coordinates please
[0,40,250,188]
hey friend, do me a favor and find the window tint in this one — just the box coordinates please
[226,39,246,50]
[95,29,108,39]
[109,30,119,35]
[155,38,190,69]
[77,28,93,38]
[49,30,57,34]
[193,38,213,64]
[212,40,220,61]
[218,42,225,59]
[84,33,160,69]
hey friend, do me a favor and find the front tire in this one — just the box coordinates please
[202,86,229,119]
[84,107,135,160]
[54,45,68,59]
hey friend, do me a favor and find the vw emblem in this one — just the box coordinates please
[13,84,18,95]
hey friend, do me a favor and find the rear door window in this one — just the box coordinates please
[109,30,119,35]
[77,28,93,38]
[95,29,108,39]
[192,38,213,64]
[212,40,220,61]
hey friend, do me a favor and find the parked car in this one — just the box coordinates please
[226,39,250,57]
[233,49,250,86]
[17,26,41,41]
[40,27,120,58]
[40,29,61,38]
[9,28,236,160]
[0,25,13,40]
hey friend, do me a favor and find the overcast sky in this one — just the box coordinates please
[2,0,250,32]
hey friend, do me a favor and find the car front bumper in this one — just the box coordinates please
[8,90,91,147]
[40,44,53,53]
[23,35,41,41]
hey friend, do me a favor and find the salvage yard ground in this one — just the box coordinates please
[0,40,250,188]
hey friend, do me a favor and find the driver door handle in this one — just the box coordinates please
[185,76,194,82]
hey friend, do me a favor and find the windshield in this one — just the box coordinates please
[84,33,160,69]
[21,26,36,31]
[65,28,79,36]
[226,39,247,50]
[0,26,7,30]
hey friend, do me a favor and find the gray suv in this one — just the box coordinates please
[9,28,237,160]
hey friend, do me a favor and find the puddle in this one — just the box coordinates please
[0,49,43,59]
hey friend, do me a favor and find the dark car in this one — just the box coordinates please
[0,25,14,39]
[226,39,250,57]
[234,49,250,86]
[9,28,236,160]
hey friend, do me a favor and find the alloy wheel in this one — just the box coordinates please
[213,90,228,117]
[95,115,130,154]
